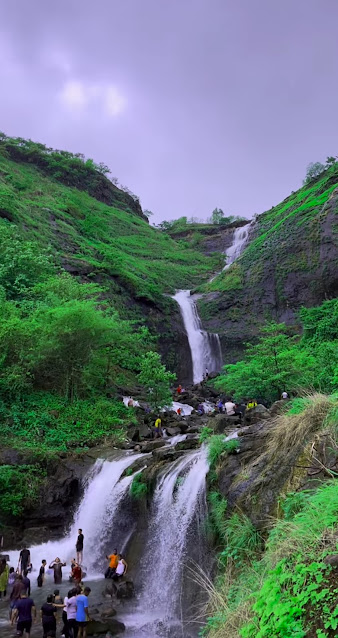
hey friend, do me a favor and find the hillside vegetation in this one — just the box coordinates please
[198,162,338,361]
[203,394,338,638]
[0,135,221,523]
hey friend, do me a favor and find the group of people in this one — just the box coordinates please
[0,529,131,637]
[10,581,91,638]
[104,550,128,581]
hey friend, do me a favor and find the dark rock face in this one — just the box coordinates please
[1,451,99,547]
[215,418,338,528]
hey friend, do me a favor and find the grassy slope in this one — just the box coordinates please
[0,151,220,310]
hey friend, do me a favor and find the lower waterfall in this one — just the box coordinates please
[5,449,210,637]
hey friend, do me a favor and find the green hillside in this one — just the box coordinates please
[0,135,220,307]
[198,162,338,361]
[0,135,222,471]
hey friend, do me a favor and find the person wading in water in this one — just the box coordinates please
[49,558,66,585]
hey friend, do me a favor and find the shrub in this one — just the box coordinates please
[207,435,240,468]
[0,464,46,517]
[130,472,148,500]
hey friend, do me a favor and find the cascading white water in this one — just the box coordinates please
[173,290,222,383]
[9,454,142,578]
[223,222,251,270]
[125,447,209,636]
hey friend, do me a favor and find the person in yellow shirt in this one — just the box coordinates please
[105,549,118,579]
[154,417,162,438]
[246,399,257,410]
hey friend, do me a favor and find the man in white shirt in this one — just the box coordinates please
[224,401,238,416]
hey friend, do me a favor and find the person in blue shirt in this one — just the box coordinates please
[76,586,91,638]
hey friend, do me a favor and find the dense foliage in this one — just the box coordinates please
[203,395,338,638]
[214,299,338,403]
[137,351,176,410]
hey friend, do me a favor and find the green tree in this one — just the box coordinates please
[215,322,317,403]
[210,208,224,224]
[0,227,53,300]
[303,161,326,184]
[137,351,176,410]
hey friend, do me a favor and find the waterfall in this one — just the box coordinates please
[223,222,251,270]
[173,290,222,383]
[9,454,142,578]
[125,447,209,636]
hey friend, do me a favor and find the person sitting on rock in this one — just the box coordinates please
[246,399,258,410]
[112,555,128,582]
[224,400,242,419]
[281,391,289,400]
[105,550,118,579]
[71,562,82,585]
[177,385,182,394]
[197,403,205,415]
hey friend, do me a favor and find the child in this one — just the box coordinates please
[53,589,63,604]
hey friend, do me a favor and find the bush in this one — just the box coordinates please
[130,472,148,500]
[207,435,240,469]
[0,464,46,517]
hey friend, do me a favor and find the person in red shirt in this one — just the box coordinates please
[71,562,82,585]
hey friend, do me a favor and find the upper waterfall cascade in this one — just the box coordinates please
[172,290,222,384]
[223,222,251,269]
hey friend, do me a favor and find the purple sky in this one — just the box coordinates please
[1,0,338,223]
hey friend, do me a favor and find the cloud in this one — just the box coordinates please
[60,80,88,109]
[104,86,127,116]
[59,80,126,116]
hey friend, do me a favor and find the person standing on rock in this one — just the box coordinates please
[49,557,66,585]
[112,555,128,582]
[217,400,224,413]
[154,417,162,438]
[76,529,84,565]
[105,549,118,578]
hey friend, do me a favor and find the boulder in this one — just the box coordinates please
[214,414,241,433]
[152,448,186,461]
[323,554,338,567]
[129,423,152,441]
[165,426,181,437]
[245,404,271,424]
[140,440,166,453]
[115,579,135,599]
[87,618,125,635]
[269,400,288,417]
[175,439,200,451]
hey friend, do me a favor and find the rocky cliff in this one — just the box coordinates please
[197,166,338,362]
